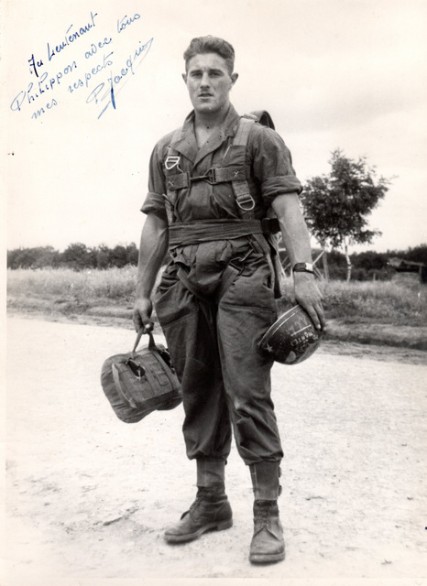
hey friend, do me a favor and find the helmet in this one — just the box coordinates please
[259,304,322,365]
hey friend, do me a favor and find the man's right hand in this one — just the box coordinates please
[133,297,154,333]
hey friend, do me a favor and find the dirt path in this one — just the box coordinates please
[2,316,427,585]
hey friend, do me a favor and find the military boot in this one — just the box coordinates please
[249,461,285,564]
[164,458,232,544]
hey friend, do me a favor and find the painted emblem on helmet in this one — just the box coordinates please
[165,156,181,170]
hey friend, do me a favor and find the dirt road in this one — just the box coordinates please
[2,317,427,585]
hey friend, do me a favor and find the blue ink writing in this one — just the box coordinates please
[28,54,44,77]
[86,37,153,119]
[31,98,58,120]
[84,37,112,59]
[47,11,98,62]
[67,51,114,92]
[110,79,116,110]
[117,13,141,33]
[10,61,77,112]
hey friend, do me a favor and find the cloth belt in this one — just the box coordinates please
[168,218,279,247]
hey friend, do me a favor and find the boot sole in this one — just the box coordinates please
[250,550,285,564]
[164,518,233,544]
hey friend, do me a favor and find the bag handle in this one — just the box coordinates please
[132,329,156,356]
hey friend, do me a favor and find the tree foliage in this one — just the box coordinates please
[7,243,140,270]
[301,149,390,249]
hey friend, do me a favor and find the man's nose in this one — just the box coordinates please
[200,72,210,86]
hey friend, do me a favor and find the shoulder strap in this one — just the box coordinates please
[245,110,275,129]
[231,117,257,219]
[163,113,274,224]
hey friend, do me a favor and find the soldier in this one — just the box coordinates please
[133,35,325,564]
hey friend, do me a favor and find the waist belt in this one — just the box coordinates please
[168,218,280,247]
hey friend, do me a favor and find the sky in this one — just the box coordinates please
[3,0,427,254]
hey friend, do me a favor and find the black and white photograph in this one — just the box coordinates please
[2,1,426,584]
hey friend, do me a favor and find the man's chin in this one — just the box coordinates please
[194,103,219,114]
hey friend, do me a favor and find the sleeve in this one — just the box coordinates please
[250,126,302,207]
[140,142,168,221]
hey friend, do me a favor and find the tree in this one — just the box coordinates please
[301,149,390,280]
[61,243,96,270]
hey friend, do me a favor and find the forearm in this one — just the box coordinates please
[271,192,325,329]
[271,193,312,266]
[135,214,169,298]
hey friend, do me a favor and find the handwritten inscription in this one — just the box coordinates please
[117,13,141,33]
[31,98,58,120]
[10,11,152,120]
[86,37,153,119]
[68,51,114,92]
[47,12,99,61]
[84,37,112,59]
[11,62,77,111]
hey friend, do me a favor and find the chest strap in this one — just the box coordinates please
[164,117,257,223]
[166,166,246,191]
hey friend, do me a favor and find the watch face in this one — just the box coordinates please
[294,263,314,273]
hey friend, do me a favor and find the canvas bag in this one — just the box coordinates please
[100,331,182,423]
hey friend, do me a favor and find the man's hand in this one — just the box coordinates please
[133,297,154,333]
[293,272,326,331]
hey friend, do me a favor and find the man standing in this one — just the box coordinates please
[133,36,325,564]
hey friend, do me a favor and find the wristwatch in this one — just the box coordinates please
[293,262,315,274]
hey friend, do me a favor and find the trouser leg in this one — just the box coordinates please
[155,267,232,461]
[217,254,283,465]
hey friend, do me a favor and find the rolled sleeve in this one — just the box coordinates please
[140,143,168,221]
[250,126,302,207]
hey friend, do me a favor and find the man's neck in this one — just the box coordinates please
[193,104,231,130]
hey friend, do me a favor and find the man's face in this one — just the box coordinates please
[183,53,238,115]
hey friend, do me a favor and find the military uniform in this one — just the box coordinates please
[141,104,301,467]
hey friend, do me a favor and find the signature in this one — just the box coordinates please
[86,36,154,119]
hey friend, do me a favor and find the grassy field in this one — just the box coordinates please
[7,267,427,350]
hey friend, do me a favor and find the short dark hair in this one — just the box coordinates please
[183,36,235,74]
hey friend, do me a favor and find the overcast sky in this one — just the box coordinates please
[3,0,427,253]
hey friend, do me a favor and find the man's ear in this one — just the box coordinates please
[231,73,239,86]
[182,73,187,84]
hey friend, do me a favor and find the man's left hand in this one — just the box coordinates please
[293,272,326,331]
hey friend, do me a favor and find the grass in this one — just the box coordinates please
[7,267,427,350]
[7,266,137,301]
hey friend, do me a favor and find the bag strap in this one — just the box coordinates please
[112,363,138,408]
[132,329,156,356]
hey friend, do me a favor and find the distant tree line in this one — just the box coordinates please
[7,241,427,281]
[7,243,139,271]
[310,245,427,281]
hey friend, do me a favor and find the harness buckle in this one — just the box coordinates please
[190,168,217,185]
[236,193,256,211]
[205,168,217,184]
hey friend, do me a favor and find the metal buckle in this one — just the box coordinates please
[236,193,256,211]
[228,247,253,273]
[205,168,217,184]
[190,168,217,185]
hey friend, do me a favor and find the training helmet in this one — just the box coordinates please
[259,304,322,365]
